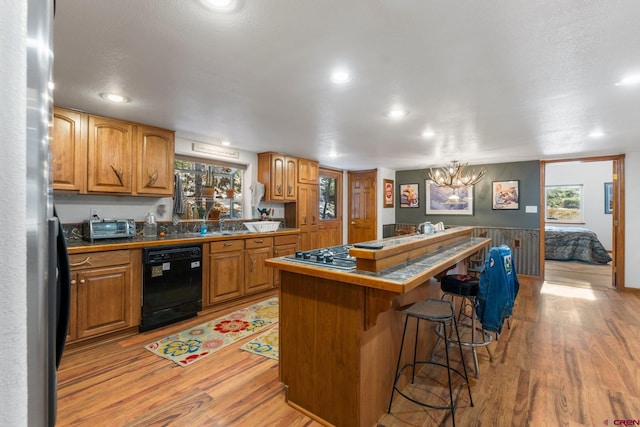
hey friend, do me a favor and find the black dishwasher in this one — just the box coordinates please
[140,245,202,332]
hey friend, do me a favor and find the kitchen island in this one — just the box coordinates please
[265,226,491,427]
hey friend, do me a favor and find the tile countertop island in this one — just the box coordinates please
[265,226,491,427]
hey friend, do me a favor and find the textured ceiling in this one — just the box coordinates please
[52,0,640,170]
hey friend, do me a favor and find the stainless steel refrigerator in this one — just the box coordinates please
[25,0,71,425]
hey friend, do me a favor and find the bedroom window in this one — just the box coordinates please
[545,185,584,223]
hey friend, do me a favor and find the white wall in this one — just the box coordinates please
[378,167,396,239]
[545,161,613,250]
[624,152,640,288]
[1,0,29,422]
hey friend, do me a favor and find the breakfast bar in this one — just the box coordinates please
[265,226,491,427]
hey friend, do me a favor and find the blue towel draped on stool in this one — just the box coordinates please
[475,245,519,333]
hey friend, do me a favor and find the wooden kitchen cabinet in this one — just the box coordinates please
[244,237,274,294]
[52,107,85,192]
[51,107,175,196]
[258,152,297,201]
[206,240,244,305]
[135,125,175,196]
[298,157,319,184]
[290,183,319,251]
[87,115,135,193]
[273,234,298,287]
[67,249,140,343]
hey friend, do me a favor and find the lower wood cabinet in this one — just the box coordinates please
[273,235,298,287]
[206,240,244,305]
[67,249,141,343]
[244,237,274,294]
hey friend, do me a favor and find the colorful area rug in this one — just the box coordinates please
[145,297,278,367]
[239,325,279,360]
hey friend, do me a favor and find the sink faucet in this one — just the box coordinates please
[218,219,224,232]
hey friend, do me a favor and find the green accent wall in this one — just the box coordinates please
[395,161,540,229]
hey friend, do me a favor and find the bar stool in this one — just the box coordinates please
[434,274,493,378]
[388,298,473,427]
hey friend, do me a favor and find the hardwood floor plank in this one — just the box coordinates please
[57,279,640,426]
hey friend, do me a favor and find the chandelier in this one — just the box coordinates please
[428,160,486,188]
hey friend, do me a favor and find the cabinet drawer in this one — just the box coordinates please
[245,236,274,249]
[274,234,298,246]
[210,240,244,253]
[69,250,131,270]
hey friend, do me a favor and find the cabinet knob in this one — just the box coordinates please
[70,279,77,285]
[79,279,86,284]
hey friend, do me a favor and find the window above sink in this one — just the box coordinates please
[174,156,245,221]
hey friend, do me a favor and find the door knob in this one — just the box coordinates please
[351,221,356,225]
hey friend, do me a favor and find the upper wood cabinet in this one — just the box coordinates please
[298,158,319,184]
[135,125,175,196]
[52,107,175,197]
[52,107,85,192]
[258,152,297,201]
[87,115,134,193]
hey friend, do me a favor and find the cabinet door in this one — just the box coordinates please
[76,265,132,339]
[273,243,297,287]
[208,249,244,304]
[298,158,319,184]
[285,157,298,200]
[271,154,286,200]
[135,125,175,196]
[87,115,134,193]
[52,107,85,192]
[245,247,273,294]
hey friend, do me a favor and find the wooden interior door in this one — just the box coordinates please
[318,167,343,247]
[348,170,377,244]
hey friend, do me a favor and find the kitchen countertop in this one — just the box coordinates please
[66,228,300,254]
[266,227,491,293]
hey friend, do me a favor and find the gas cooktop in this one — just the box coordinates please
[285,245,356,271]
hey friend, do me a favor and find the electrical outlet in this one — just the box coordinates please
[90,208,101,220]
[512,238,522,249]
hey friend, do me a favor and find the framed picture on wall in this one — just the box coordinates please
[492,180,519,210]
[425,180,474,215]
[604,182,613,214]
[400,183,419,207]
[383,179,394,208]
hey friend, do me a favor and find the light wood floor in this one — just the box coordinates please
[545,260,613,290]
[57,277,640,426]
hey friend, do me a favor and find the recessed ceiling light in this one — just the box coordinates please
[99,93,130,103]
[615,74,640,86]
[588,130,606,138]
[221,140,231,146]
[421,130,435,139]
[329,150,338,158]
[386,108,409,119]
[201,0,236,11]
[330,70,351,84]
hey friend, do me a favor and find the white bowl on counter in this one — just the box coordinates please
[243,221,281,233]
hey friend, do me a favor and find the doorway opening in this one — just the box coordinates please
[540,155,624,290]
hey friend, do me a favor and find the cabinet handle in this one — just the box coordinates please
[254,239,264,243]
[110,165,124,186]
[277,184,283,194]
[70,257,92,267]
[250,257,255,272]
[223,242,233,247]
[70,279,77,285]
[79,279,86,284]
[146,168,158,187]
[303,216,307,225]
[288,185,293,195]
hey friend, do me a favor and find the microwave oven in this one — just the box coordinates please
[82,218,136,241]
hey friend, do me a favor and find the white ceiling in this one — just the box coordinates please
[52,0,640,171]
